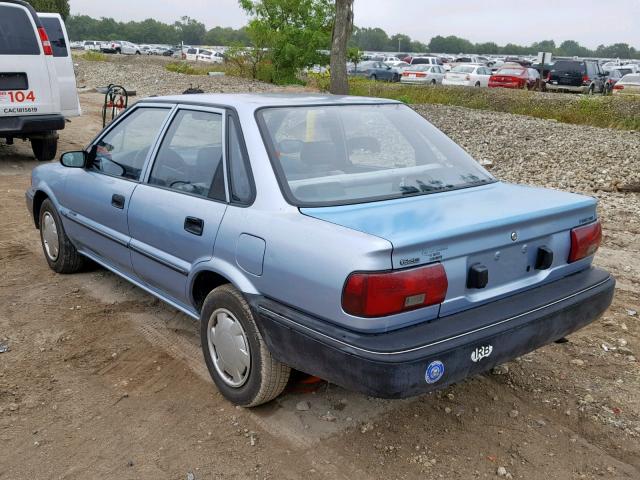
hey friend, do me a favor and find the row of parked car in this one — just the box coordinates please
[72,40,225,63]
[349,55,640,95]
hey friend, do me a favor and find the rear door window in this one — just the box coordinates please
[149,109,226,200]
[39,17,68,57]
[0,5,40,55]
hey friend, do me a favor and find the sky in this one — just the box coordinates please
[68,0,640,49]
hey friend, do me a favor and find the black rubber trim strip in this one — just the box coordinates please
[61,210,128,247]
[128,244,189,276]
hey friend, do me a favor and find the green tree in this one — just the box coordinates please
[174,16,206,45]
[26,0,69,18]
[239,0,334,84]
[428,35,473,54]
[351,27,389,51]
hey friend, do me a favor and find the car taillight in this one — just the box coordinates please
[613,84,624,90]
[37,27,53,56]
[546,73,551,81]
[342,264,448,317]
[582,74,590,83]
[402,71,409,76]
[416,73,426,77]
[568,221,602,263]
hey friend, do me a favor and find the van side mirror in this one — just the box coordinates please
[60,151,87,168]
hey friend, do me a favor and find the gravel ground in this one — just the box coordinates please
[73,54,302,97]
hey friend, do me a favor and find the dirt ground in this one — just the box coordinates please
[0,93,638,480]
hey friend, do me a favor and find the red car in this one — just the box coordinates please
[489,66,543,90]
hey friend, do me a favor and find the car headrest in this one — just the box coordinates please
[300,141,342,169]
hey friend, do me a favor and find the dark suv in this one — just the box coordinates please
[546,60,606,94]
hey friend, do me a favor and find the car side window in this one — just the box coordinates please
[149,109,226,201]
[92,107,170,181]
[227,115,254,204]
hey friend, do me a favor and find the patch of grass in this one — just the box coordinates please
[165,62,226,76]
[82,51,107,62]
[306,74,640,131]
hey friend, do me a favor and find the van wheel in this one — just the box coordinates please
[31,136,57,162]
[201,284,291,407]
[39,199,85,273]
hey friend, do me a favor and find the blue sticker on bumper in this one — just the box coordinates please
[425,360,445,384]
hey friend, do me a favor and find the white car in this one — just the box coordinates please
[408,56,441,66]
[442,64,492,87]
[401,65,446,85]
[613,74,640,95]
[83,40,102,51]
[185,47,223,63]
[0,2,80,161]
[102,40,141,55]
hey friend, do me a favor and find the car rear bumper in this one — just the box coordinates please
[252,267,614,398]
[0,114,65,136]
[546,84,587,93]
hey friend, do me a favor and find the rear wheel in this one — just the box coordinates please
[431,79,437,85]
[39,199,85,273]
[475,81,481,87]
[587,84,595,95]
[200,284,291,407]
[31,135,57,162]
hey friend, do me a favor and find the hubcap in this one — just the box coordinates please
[207,308,251,387]
[42,212,59,261]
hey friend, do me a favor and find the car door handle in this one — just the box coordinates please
[184,216,204,236]
[111,194,125,209]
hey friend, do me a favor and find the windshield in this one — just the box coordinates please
[257,104,494,207]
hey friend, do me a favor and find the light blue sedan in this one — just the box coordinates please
[26,94,614,406]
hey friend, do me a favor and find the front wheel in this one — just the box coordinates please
[200,284,291,407]
[31,135,57,161]
[370,74,377,81]
[39,199,85,273]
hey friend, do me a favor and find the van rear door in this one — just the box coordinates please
[0,1,60,118]
[38,13,80,117]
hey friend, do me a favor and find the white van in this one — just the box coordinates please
[0,0,80,161]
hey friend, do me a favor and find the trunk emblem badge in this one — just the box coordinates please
[511,231,518,242]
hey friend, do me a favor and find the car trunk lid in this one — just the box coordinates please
[301,182,598,316]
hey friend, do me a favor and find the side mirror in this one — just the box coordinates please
[60,151,87,168]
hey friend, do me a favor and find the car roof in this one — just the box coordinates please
[139,93,401,111]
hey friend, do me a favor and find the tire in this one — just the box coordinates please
[39,199,85,274]
[31,136,57,162]
[475,81,481,87]
[431,79,437,85]
[200,284,291,407]
[370,74,377,81]
[587,85,595,95]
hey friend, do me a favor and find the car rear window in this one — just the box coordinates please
[552,61,585,73]
[39,17,68,57]
[0,5,40,55]
[257,104,494,207]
